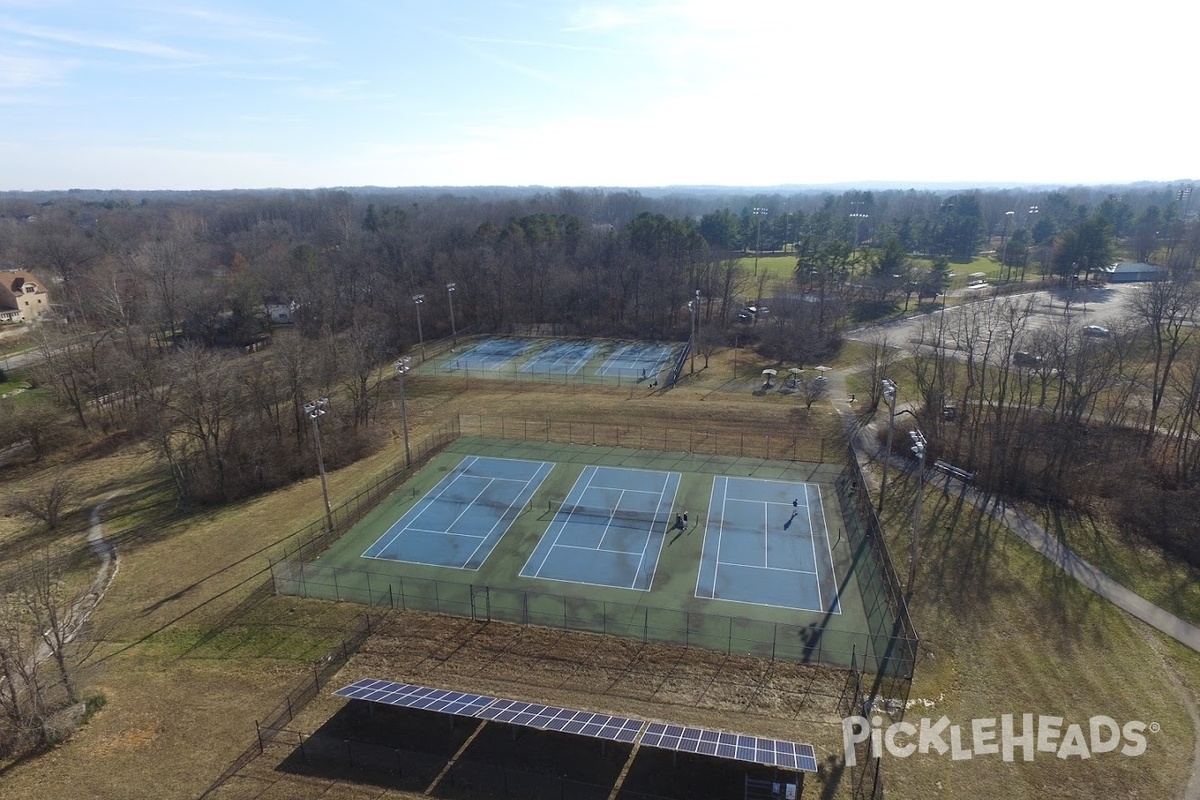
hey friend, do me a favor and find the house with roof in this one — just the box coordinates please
[1105,262,1166,283]
[0,270,51,323]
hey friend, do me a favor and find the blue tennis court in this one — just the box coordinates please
[362,456,552,569]
[596,344,674,379]
[446,338,534,371]
[519,342,599,375]
[520,466,681,590]
[696,477,839,613]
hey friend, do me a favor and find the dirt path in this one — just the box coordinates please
[54,495,120,659]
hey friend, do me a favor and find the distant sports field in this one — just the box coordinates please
[275,436,896,673]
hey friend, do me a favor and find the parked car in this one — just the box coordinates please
[1082,325,1110,337]
[1013,351,1043,367]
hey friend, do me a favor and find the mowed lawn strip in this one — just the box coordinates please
[878,471,1195,798]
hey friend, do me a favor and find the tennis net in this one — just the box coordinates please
[548,500,668,527]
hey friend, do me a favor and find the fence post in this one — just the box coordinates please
[334,569,341,601]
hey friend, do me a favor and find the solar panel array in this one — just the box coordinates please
[334,679,496,717]
[639,722,818,772]
[477,698,642,743]
[334,678,816,772]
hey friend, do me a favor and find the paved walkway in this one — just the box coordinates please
[824,374,1200,655]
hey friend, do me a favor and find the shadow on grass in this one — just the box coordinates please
[273,699,807,800]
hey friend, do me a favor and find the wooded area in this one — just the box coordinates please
[1,181,1200,769]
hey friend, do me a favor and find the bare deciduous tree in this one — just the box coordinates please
[7,476,75,531]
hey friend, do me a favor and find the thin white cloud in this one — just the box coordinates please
[0,18,196,60]
[460,35,616,54]
[291,80,395,104]
[0,51,70,88]
[134,4,320,45]
[563,5,643,32]
[452,35,574,89]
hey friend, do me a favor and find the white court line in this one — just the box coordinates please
[806,489,821,609]
[812,484,840,613]
[709,476,729,598]
[365,455,480,556]
[718,561,819,575]
[527,465,598,577]
[556,543,648,556]
[462,461,552,568]
[631,471,679,588]
[762,502,770,567]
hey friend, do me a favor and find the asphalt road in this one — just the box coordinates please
[847,282,1145,355]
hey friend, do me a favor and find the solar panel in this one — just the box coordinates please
[333,679,495,718]
[476,699,642,743]
[333,679,805,767]
[638,722,818,772]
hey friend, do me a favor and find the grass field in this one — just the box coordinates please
[0,343,1196,799]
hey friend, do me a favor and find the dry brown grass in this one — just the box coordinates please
[0,348,1197,800]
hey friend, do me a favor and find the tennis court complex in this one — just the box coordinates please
[279,436,896,672]
[424,336,684,385]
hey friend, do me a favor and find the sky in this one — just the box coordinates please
[1,0,1197,191]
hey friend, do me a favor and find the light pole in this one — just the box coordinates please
[304,397,333,533]
[1023,206,1040,281]
[446,282,458,345]
[848,203,868,278]
[690,288,700,374]
[395,357,412,466]
[413,294,425,354]
[752,207,768,276]
[1001,210,1015,281]
[877,379,897,513]
[907,428,928,597]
